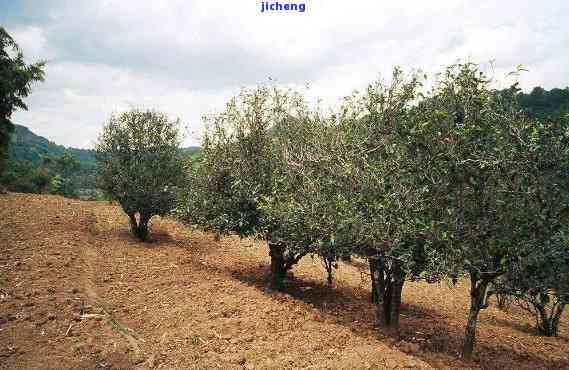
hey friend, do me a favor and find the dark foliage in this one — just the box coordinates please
[0,27,45,179]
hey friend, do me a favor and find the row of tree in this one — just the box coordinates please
[167,64,567,359]
[90,63,569,360]
[1,24,566,362]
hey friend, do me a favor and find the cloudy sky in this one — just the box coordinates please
[2,0,568,148]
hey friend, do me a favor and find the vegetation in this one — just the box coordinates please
[0,160,51,194]
[517,87,569,120]
[496,242,568,336]
[10,124,97,186]
[177,87,319,290]
[328,69,440,334]
[43,152,81,197]
[409,64,569,358]
[3,123,200,199]
[486,112,569,336]
[95,109,186,241]
[1,124,94,197]
[1,150,82,197]
[3,29,567,360]
[177,62,569,360]
[0,27,45,181]
[3,7,566,365]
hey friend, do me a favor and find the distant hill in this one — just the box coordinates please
[180,146,203,157]
[9,124,202,165]
[9,124,96,166]
[6,124,201,194]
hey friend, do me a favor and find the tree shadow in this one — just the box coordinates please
[489,316,539,336]
[114,225,218,257]
[146,231,175,245]
[223,263,569,370]
[116,229,174,246]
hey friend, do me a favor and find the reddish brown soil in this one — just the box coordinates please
[1,193,568,369]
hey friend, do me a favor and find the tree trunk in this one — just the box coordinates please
[369,257,406,333]
[128,213,138,234]
[389,261,406,334]
[382,278,393,326]
[550,303,565,336]
[137,213,150,241]
[325,259,334,286]
[369,256,392,326]
[321,255,335,286]
[128,212,150,241]
[463,299,480,360]
[269,242,287,291]
[536,301,565,336]
[369,259,378,303]
[463,276,490,360]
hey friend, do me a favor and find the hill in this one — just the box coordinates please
[9,124,97,166]
[9,124,202,166]
[5,124,99,193]
[4,124,201,195]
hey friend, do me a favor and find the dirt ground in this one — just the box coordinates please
[1,194,568,369]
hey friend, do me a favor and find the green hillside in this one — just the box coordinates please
[9,124,96,165]
[7,124,98,191]
[10,124,201,163]
[3,124,201,198]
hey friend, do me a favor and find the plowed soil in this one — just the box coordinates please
[1,193,568,369]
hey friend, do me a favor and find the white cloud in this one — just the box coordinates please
[9,26,53,61]
[5,0,569,148]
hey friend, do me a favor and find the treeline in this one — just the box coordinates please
[94,63,568,360]
[6,123,99,195]
[0,151,95,198]
[516,86,569,120]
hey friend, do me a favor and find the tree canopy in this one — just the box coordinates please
[177,62,569,359]
[96,109,186,241]
[0,27,45,179]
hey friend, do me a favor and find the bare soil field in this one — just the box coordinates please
[1,193,568,369]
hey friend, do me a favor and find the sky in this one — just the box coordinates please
[1,0,569,148]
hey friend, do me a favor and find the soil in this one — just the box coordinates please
[1,193,568,369]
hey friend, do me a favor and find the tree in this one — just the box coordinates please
[257,99,343,290]
[0,27,45,180]
[0,159,51,193]
[411,63,569,359]
[496,242,568,336]
[43,152,80,197]
[96,110,186,241]
[271,69,447,334]
[305,69,434,335]
[492,117,569,336]
[177,86,317,290]
[519,87,569,120]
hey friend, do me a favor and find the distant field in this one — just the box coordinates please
[0,193,567,369]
